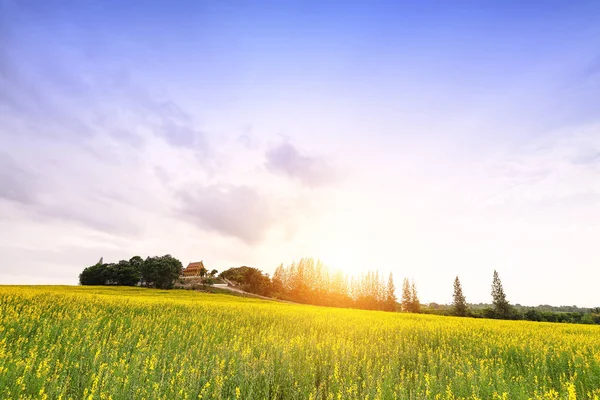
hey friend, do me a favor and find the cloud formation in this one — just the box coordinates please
[265,142,337,187]
[0,12,207,153]
[178,185,277,244]
[485,122,600,207]
[0,154,38,205]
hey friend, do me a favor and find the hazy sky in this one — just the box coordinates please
[1,0,599,306]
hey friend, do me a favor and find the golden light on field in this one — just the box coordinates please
[1,286,599,399]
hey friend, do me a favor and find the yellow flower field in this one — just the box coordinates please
[1,286,599,399]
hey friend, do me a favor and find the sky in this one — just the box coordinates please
[1,0,599,307]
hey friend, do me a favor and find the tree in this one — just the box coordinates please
[289,259,311,303]
[79,262,108,285]
[375,271,385,310]
[141,255,183,289]
[112,259,141,286]
[385,273,397,312]
[524,308,543,322]
[452,276,468,316]
[210,269,218,276]
[129,256,144,270]
[491,270,511,319]
[401,278,412,312]
[271,264,285,296]
[80,257,141,286]
[410,282,420,313]
[245,268,272,296]
[220,266,272,296]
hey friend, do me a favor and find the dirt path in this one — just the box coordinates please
[212,279,296,304]
[215,285,277,301]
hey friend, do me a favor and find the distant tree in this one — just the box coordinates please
[102,263,118,284]
[401,278,412,312]
[111,259,141,286]
[358,270,381,310]
[385,273,397,312]
[491,270,512,319]
[129,256,144,269]
[290,258,312,303]
[210,269,218,276]
[79,262,108,285]
[482,307,497,319]
[141,255,183,289]
[331,271,351,307]
[271,264,285,296]
[581,313,594,325]
[452,276,468,316]
[524,308,543,322]
[246,269,272,296]
[410,282,420,313]
[220,266,272,296]
[80,256,141,286]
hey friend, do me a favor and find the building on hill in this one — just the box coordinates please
[182,261,206,277]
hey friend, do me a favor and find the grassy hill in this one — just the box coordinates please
[1,286,599,399]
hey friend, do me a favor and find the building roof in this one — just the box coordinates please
[185,261,205,270]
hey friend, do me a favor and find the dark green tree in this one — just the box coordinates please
[491,270,512,319]
[129,256,144,270]
[452,276,468,316]
[79,262,108,285]
[103,263,118,284]
[385,273,397,312]
[141,254,183,289]
[210,269,218,276]
[524,308,543,322]
[80,258,140,286]
[112,259,141,286]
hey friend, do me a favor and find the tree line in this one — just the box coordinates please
[79,255,182,289]
[80,256,599,325]
[441,270,600,324]
[220,258,403,312]
[220,262,599,324]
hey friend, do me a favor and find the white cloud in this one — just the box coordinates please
[265,141,338,187]
[484,122,600,207]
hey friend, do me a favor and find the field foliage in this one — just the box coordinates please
[1,286,599,399]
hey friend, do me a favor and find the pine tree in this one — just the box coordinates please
[410,282,420,313]
[452,276,468,316]
[401,278,412,312]
[385,273,397,312]
[491,270,511,319]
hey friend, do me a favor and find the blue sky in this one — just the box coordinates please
[1,0,599,306]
